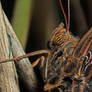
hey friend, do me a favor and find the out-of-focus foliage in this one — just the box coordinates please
[12,0,34,48]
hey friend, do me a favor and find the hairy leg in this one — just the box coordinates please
[0,50,49,63]
[32,56,46,68]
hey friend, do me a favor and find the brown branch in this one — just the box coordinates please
[2,7,39,91]
[0,3,20,92]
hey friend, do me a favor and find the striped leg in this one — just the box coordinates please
[32,56,46,68]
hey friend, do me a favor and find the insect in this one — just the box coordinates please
[0,0,92,92]
[68,28,92,92]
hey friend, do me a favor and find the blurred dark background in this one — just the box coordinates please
[1,0,92,91]
[1,0,92,51]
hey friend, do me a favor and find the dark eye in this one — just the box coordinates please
[57,50,63,57]
[47,41,51,49]
[47,40,56,50]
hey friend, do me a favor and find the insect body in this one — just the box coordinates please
[49,28,92,92]
[43,26,92,92]
[43,23,79,91]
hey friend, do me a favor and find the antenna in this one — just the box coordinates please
[58,0,70,31]
[68,0,70,30]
